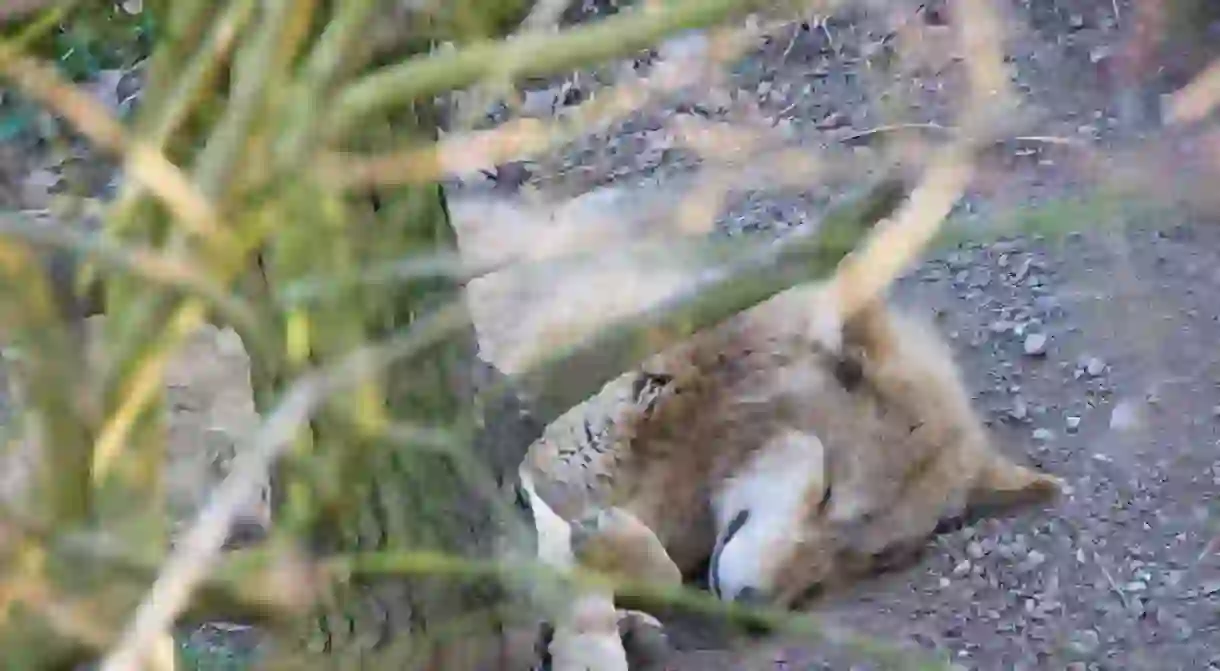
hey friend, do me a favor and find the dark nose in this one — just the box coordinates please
[731,587,775,638]
[734,586,768,606]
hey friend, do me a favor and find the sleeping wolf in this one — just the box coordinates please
[523,283,1063,613]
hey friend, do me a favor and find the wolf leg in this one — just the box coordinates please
[521,471,632,671]
[616,609,672,671]
[548,506,678,670]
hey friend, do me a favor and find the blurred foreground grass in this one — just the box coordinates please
[0,0,1216,669]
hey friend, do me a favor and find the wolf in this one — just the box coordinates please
[522,282,1064,618]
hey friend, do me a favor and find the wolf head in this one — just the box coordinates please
[709,441,1061,609]
[707,299,1064,609]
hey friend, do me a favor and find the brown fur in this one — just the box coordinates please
[524,283,1063,608]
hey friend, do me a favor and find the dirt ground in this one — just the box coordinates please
[4,0,1220,669]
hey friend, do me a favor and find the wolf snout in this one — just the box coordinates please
[731,585,769,605]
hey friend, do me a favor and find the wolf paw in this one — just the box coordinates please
[618,609,672,671]
[570,508,639,575]
[534,609,672,671]
[570,508,682,587]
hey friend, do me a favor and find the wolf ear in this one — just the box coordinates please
[964,452,1064,519]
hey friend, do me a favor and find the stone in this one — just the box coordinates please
[1023,332,1048,356]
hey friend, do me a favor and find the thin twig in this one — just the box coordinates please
[837,122,953,145]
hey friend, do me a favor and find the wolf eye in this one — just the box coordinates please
[631,371,672,399]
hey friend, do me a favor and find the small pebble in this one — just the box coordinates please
[1023,332,1048,356]
[1009,396,1029,420]
[1065,415,1081,432]
[1032,428,1055,442]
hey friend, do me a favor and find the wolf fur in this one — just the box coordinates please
[523,282,1063,615]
